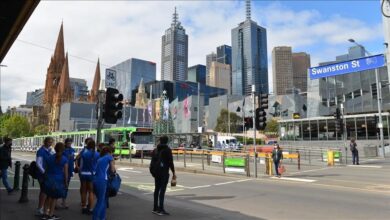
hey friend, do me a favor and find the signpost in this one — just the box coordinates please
[309,54,386,80]
[105,69,117,88]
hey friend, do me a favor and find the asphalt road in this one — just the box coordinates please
[3,151,390,220]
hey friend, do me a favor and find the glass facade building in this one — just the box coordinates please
[111,58,156,102]
[216,45,232,65]
[187,64,206,84]
[26,88,44,106]
[231,18,268,96]
[69,78,88,101]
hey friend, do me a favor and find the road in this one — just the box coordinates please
[2,151,390,220]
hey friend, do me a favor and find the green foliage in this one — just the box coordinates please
[235,136,263,145]
[34,124,49,135]
[0,114,11,138]
[1,115,32,138]
[215,109,242,133]
[265,118,279,134]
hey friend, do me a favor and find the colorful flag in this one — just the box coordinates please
[163,99,169,120]
[148,101,152,122]
[183,96,191,119]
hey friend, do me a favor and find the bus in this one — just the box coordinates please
[13,127,154,157]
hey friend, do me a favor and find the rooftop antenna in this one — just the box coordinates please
[246,0,251,20]
[172,7,178,25]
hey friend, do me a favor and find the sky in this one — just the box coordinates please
[0,0,386,110]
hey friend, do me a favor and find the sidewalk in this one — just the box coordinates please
[0,186,260,220]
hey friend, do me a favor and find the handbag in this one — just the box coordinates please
[107,173,121,197]
[171,176,177,187]
[278,164,286,175]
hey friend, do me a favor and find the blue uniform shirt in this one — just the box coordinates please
[95,154,113,181]
[36,146,53,175]
[63,147,75,176]
[46,155,68,181]
[80,149,99,176]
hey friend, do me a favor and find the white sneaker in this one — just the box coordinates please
[35,208,44,216]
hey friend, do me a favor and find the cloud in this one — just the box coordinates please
[0,1,384,109]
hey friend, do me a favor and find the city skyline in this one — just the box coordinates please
[1,0,384,109]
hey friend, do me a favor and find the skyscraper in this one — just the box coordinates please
[272,46,293,95]
[209,61,231,94]
[231,0,268,96]
[206,52,217,85]
[292,52,310,93]
[216,45,232,65]
[188,64,206,84]
[161,7,188,82]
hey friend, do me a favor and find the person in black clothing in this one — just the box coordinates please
[271,144,283,177]
[350,138,359,165]
[151,136,176,216]
[0,137,13,194]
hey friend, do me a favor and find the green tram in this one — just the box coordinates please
[13,127,154,157]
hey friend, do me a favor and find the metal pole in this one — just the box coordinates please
[341,104,347,164]
[375,68,386,157]
[197,82,200,131]
[228,95,230,135]
[90,108,93,130]
[123,100,126,127]
[252,85,257,178]
[96,90,105,145]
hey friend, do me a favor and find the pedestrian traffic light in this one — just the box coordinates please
[334,108,341,120]
[255,108,267,130]
[259,93,269,109]
[104,88,123,124]
[244,117,253,130]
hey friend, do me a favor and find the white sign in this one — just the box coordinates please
[211,155,222,163]
[105,69,117,88]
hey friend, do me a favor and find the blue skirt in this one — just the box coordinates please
[44,177,66,199]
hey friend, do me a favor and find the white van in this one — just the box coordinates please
[214,136,240,150]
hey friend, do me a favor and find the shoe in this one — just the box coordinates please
[152,210,160,215]
[159,210,170,215]
[35,208,44,216]
[86,209,93,215]
[41,215,49,220]
[47,215,61,220]
[82,207,88,214]
[7,189,14,195]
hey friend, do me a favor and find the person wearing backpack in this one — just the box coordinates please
[79,140,99,215]
[0,137,13,194]
[93,146,116,220]
[35,137,54,217]
[150,136,176,216]
[350,138,359,165]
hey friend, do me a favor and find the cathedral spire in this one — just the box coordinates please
[246,0,251,20]
[57,52,72,101]
[53,22,65,63]
[89,58,101,102]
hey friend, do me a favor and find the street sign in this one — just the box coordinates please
[105,69,117,88]
[309,54,386,80]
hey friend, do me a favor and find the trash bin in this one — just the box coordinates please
[327,150,334,166]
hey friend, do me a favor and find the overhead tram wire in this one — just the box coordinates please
[15,39,133,75]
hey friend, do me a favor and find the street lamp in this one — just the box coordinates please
[348,39,386,157]
[0,64,7,112]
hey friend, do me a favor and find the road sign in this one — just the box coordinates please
[309,54,385,80]
[105,69,117,88]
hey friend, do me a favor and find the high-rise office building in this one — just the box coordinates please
[161,7,188,82]
[70,78,88,101]
[272,46,293,95]
[188,64,206,84]
[111,58,156,102]
[206,52,217,85]
[216,45,232,65]
[26,89,44,106]
[231,0,268,96]
[209,61,231,94]
[292,52,310,93]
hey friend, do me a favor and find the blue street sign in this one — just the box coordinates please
[309,54,386,80]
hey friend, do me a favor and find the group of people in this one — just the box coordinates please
[34,136,116,220]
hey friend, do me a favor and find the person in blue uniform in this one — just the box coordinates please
[42,142,68,220]
[75,137,93,210]
[93,146,116,220]
[35,137,54,217]
[80,140,99,214]
[59,138,75,209]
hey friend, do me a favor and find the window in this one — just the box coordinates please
[353,89,361,98]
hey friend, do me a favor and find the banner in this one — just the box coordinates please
[163,99,169,120]
[183,97,191,119]
[148,101,152,122]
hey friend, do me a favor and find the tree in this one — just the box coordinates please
[265,118,279,134]
[1,115,32,138]
[0,114,11,138]
[215,109,242,133]
[34,124,49,135]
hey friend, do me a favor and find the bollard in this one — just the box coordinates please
[19,164,29,203]
[201,150,205,170]
[246,154,250,177]
[297,151,301,170]
[207,152,210,166]
[222,152,226,174]
[13,161,21,191]
[183,149,187,168]
[141,148,144,164]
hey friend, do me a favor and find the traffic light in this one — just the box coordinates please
[104,88,124,124]
[334,108,341,120]
[255,108,267,130]
[335,119,343,133]
[259,93,269,109]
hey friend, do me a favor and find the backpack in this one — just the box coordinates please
[107,173,121,197]
[149,149,164,178]
[28,161,40,179]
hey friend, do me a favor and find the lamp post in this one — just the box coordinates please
[0,64,7,111]
[348,39,385,157]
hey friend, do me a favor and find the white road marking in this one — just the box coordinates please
[271,176,317,183]
[12,156,33,162]
[117,167,142,173]
[187,185,212,189]
[288,167,332,175]
[347,165,382,168]
[214,179,251,186]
